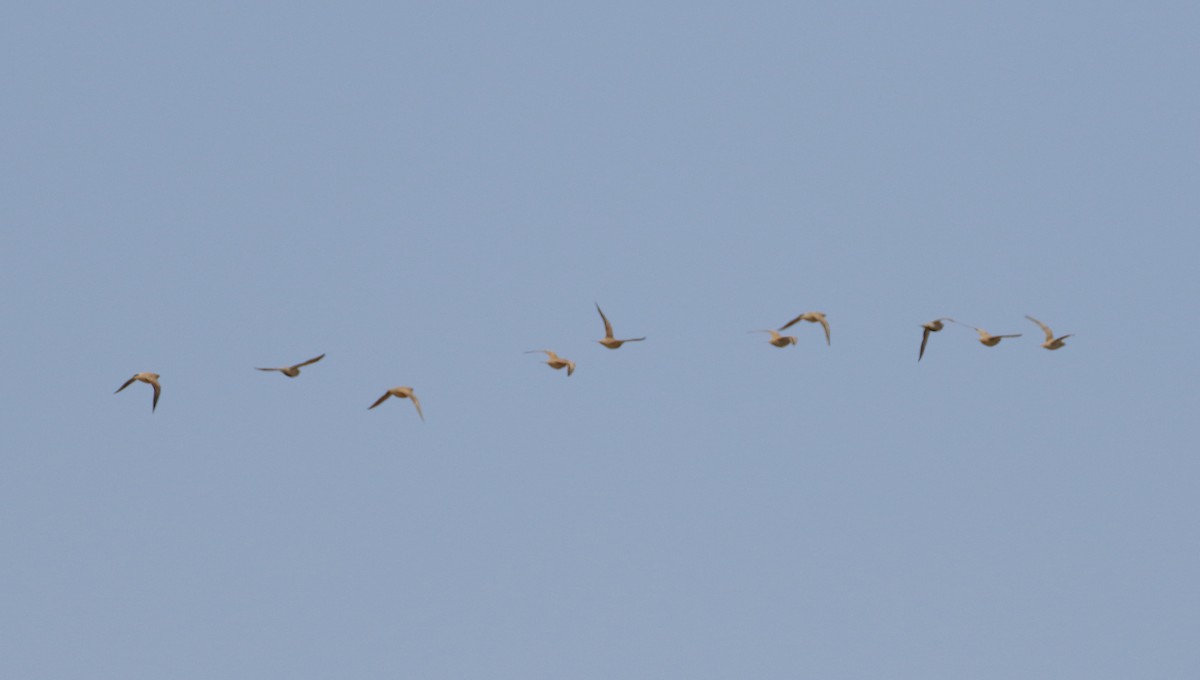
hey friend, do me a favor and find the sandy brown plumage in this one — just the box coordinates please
[779,311,830,346]
[595,304,646,349]
[964,325,1022,347]
[115,372,161,412]
[918,318,955,361]
[255,353,325,377]
[750,329,798,347]
[526,349,575,376]
[1026,315,1073,350]
[368,386,423,421]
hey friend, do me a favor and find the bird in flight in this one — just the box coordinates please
[526,349,575,376]
[595,304,646,349]
[964,325,1022,347]
[255,353,326,377]
[115,372,161,412]
[750,329,798,347]
[780,311,830,346]
[918,318,955,361]
[368,386,424,421]
[1025,315,1073,350]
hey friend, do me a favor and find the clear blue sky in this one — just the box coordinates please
[3,2,1198,678]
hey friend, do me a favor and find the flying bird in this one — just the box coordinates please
[918,318,955,361]
[368,386,424,421]
[526,350,575,376]
[255,353,326,377]
[115,372,161,412]
[750,329,798,347]
[1026,315,1073,350]
[595,304,646,349]
[779,311,830,346]
[964,325,1022,347]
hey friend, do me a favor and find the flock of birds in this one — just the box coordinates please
[113,306,1073,419]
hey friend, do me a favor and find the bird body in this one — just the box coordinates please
[115,372,161,412]
[918,317,955,361]
[595,304,646,349]
[368,386,424,420]
[967,326,1022,347]
[779,311,830,345]
[751,329,798,347]
[256,353,325,377]
[1026,315,1072,350]
[526,349,575,376]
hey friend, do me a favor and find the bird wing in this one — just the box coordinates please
[621,337,646,343]
[919,327,931,361]
[409,394,424,421]
[819,317,831,345]
[293,353,326,369]
[778,314,804,331]
[997,334,1023,339]
[255,367,283,372]
[368,392,392,409]
[595,304,614,339]
[566,361,575,376]
[114,376,137,394]
[151,380,160,412]
[1025,315,1054,342]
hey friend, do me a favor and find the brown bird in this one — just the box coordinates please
[750,329,798,347]
[368,386,424,421]
[965,325,1022,347]
[918,318,955,361]
[1026,315,1073,350]
[255,353,325,377]
[779,311,830,346]
[595,304,646,349]
[526,349,575,376]
[115,372,161,412]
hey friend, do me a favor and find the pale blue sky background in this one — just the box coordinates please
[2,1,1198,678]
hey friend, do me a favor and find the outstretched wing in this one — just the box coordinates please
[409,394,425,421]
[1025,315,1054,343]
[255,367,283,372]
[368,392,392,410]
[778,314,804,331]
[819,317,831,346]
[114,376,137,394]
[294,353,326,369]
[151,381,160,412]
[919,327,932,361]
[595,304,614,339]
